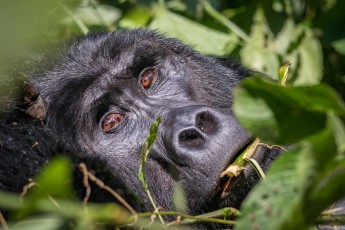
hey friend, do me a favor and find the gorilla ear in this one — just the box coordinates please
[24,82,47,121]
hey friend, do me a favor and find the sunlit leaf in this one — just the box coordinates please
[67,4,121,27]
[240,7,280,79]
[149,8,238,55]
[332,38,345,55]
[293,28,323,85]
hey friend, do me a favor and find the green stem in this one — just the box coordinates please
[134,209,238,226]
[59,2,89,35]
[140,142,165,225]
[202,0,251,43]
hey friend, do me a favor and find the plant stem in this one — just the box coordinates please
[59,2,89,35]
[134,208,238,226]
[202,0,251,43]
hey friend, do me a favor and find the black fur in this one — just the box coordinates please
[1,29,282,228]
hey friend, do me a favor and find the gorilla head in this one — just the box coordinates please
[28,29,279,217]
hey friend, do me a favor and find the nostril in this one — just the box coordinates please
[196,111,218,134]
[178,128,205,148]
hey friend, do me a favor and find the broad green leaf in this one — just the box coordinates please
[65,4,121,26]
[328,112,345,155]
[307,161,345,219]
[233,77,345,144]
[33,157,74,199]
[293,28,323,85]
[9,216,65,230]
[236,134,344,230]
[172,182,187,213]
[273,19,297,54]
[16,157,75,218]
[149,8,238,55]
[0,191,23,210]
[273,22,323,85]
[235,148,308,230]
[233,88,280,142]
[332,38,345,55]
[240,7,280,79]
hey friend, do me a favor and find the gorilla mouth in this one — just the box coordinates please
[218,138,258,198]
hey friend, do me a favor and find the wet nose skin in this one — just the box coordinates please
[162,105,252,167]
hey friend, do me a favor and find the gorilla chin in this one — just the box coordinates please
[24,29,281,226]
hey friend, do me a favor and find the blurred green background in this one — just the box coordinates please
[0,0,344,112]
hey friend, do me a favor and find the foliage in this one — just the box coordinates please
[1,0,345,229]
[233,77,345,230]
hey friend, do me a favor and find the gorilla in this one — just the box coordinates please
[0,29,282,228]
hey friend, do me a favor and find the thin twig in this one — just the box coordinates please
[0,212,9,230]
[78,163,137,216]
[20,181,38,198]
[258,143,288,152]
[79,163,91,205]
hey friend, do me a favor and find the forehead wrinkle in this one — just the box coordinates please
[109,49,135,78]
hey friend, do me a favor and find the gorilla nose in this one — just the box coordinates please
[163,105,229,152]
[178,110,218,148]
[161,105,251,166]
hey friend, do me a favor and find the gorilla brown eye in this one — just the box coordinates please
[140,68,158,89]
[101,113,123,132]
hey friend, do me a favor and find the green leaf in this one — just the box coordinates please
[236,135,344,230]
[9,215,65,230]
[17,157,75,218]
[172,182,187,213]
[118,7,152,28]
[33,157,74,199]
[328,112,345,155]
[293,28,323,85]
[233,77,345,144]
[65,4,121,26]
[307,161,345,219]
[240,7,280,79]
[332,38,345,55]
[0,191,23,210]
[149,8,238,55]
[235,148,308,230]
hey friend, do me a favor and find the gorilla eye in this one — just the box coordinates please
[101,113,123,132]
[140,68,158,89]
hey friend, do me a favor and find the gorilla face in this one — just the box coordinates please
[30,29,277,215]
